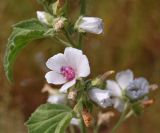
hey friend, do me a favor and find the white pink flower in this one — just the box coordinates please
[45,47,90,93]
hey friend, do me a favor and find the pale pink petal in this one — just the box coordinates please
[59,79,76,93]
[77,55,90,77]
[64,47,83,72]
[88,88,112,108]
[116,69,134,90]
[46,53,67,72]
[106,80,122,97]
[45,71,67,85]
[112,98,125,112]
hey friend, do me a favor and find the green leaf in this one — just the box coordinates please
[4,19,49,81]
[26,104,73,133]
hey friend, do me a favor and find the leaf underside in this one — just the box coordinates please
[4,19,48,81]
[26,104,73,133]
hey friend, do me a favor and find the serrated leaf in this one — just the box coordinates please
[4,19,49,81]
[26,104,73,133]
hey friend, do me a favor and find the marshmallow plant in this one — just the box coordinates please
[4,0,158,133]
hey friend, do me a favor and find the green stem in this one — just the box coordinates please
[78,33,83,49]
[124,110,134,121]
[54,36,72,47]
[110,103,128,133]
[93,125,100,133]
[64,28,75,47]
[80,118,87,133]
[69,125,75,133]
[65,0,69,18]
[78,0,86,49]
[80,0,86,15]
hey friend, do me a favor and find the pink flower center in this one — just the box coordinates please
[61,66,75,81]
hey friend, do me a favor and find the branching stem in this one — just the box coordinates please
[54,36,72,47]
[110,103,129,133]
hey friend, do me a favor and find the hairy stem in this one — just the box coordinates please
[54,36,72,47]
[64,28,75,47]
[78,0,86,49]
[124,110,134,121]
[110,103,128,133]
[93,125,100,133]
[80,118,87,133]
[69,125,75,133]
[80,0,86,15]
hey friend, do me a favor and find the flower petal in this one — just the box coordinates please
[116,69,134,90]
[112,98,125,112]
[45,71,67,85]
[77,55,90,77]
[88,88,112,108]
[46,53,67,72]
[59,79,76,93]
[106,80,122,97]
[134,77,149,90]
[64,47,83,72]
[126,77,149,100]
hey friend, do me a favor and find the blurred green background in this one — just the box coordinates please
[0,0,160,133]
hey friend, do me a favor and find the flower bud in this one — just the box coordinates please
[99,70,115,81]
[36,11,53,26]
[68,89,77,101]
[91,71,114,87]
[97,112,115,126]
[75,16,104,34]
[54,17,66,31]
[81,109,93,127]
[141,99,155,108]
[149,84,158,91]
[52,0,65,16]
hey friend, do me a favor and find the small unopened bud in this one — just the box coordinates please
[99,70,115,81]
[36,11,53,26]
[81,109,93,127]
[149,84,158,91]
[54,19,64,31]
[142,99,155,108]
[91,78,102,86]
[75,16,104,34]
[52,0,65,15]
[97,112,115,126]
[91,70,115,86]
[68,89,77,101]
